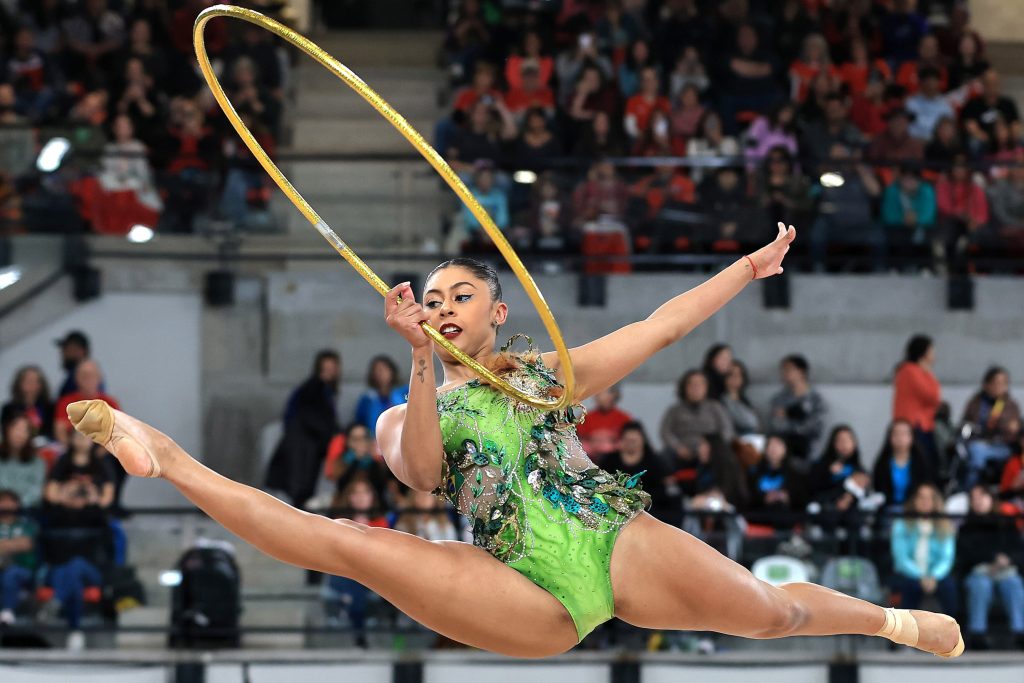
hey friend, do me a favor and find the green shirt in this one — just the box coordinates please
[0,517,38,569]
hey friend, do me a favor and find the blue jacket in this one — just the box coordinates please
[890,519,956,580]
[355,386,408,436]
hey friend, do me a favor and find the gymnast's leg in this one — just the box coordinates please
[609,512,963,656]
[67,400,578,658]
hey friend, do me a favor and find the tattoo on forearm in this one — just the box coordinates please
[417,358,427,383]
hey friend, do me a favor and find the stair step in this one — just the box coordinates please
[289,117,441,155]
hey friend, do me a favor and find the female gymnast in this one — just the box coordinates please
[66,223,963,659]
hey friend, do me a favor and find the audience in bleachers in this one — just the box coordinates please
[575,384,633,463]
[768,354,828,462]
[0,414,46,508]
[873,419,934,510]
[890,482,958,617]
[0,489,36,626]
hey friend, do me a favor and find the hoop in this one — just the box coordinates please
[193,5,575,411]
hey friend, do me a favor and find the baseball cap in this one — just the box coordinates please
[54,330,90,350]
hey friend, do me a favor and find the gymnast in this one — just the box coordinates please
[67,222,963,658]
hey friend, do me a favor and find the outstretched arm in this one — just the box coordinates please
[542,223,795,403]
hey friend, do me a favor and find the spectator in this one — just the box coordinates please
[2,366,54,440]
[572,110,626,158]
[447,99,515,175]
[617,39,657,99]
[809,425,867,509]
[504,64,555,122]
[958,484,1024,650]
[459,163,509,252]
[113,57,165,148]
[809,142,884,271]
[890,483,957,617]
[892,334,942,469]
[323,423,402,513]
[773,0,819,67]
[789,34,836,103]
[92,114,163,235]
[155,97,220,233]
[800,93,866,166]
[452,61,501,114]
[881,165,938,268]
[721,360,762,438]
[686,111,740,183]
[22,0,64,59]
[947,33,989,91]
[631,109,684,157]
[717,22,783,134]
[700,344,733,401]
[695,166,750,246]
[906,68,955,141]
[623,66,669,141]
[555,31,613,106]
[667,46,709,101]
[224,55,282,137]
[61,0,125,87]
[837,38,893,100]
[265,350,341,510]
[55,331,93,399]
[999,435,1024,505]
[985,116,1021,164]
[795,68,840,127]
[53,360,120,446]
[601,421,673,523]
[0,84,24,126]
[879,0,928,65]
[873,419,933,509]
[0,489,37,626]
[323,474,390,648]
[744,101,799,167]
[0,414,44,509]
[849,82,906,140]
[756,146,812,229]
[925,116,967,166]
[768,354,827,462]
[868,108,925,164]
[354,356,408,438]
[746,434,804,528]
[961,70,1022,157]
[659,370,746,506]
[961,367,1021,488]
[895,35,948,95]
[513,108,561,170]
[571,159,629,231]
[988,163,1024,249]
[120,18,169,86]
[936,154,989,271]
[594,0,644,63]
[218,107,274,229]
[522,173,572,255]
[669,82,705,141]
[225,22,284,96]
[394,489,457,541]
[4,26,57,123]
[505,30,553,92]
[653,0,708,75]
[442,0,490,81]
[576,385,633,463]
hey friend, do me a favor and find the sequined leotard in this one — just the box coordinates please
[431,343,652,641]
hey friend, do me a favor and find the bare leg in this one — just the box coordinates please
[610,512,962,656]
[67,400,579,658]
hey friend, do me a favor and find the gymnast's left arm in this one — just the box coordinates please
[543,223,795,403]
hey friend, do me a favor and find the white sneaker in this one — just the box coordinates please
[67,630,86,651]
[0,609,14,625]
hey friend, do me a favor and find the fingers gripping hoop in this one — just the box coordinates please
[193,5,574,411]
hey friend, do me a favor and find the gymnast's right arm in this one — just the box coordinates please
[377,282,445,492]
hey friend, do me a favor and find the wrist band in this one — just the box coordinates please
[743,255,758,280]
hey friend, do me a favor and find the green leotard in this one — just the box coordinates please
[431,338,652,641]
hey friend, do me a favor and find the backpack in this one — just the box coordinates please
[168,545,242,648]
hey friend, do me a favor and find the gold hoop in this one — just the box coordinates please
[193,5,575,410]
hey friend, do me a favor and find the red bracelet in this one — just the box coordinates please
[744,255,758,280]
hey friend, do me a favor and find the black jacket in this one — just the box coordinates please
[957,513,1024,574]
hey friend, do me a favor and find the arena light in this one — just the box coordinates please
[820,172,845,188]
[159,570,182,587]
[513,170,538,184]
[36,137,70,173]
[127,224,155,243]
[0,265,21,290]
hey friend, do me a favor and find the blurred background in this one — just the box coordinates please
[0,0,1023,681]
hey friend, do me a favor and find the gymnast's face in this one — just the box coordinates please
[423,266,507,363]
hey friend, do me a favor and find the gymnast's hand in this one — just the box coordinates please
[385,281,432,349]
[747,221,796,279]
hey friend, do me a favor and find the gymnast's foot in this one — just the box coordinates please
[876,607,964,658]
[67,400,172,478]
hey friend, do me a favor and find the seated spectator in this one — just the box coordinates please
[113,57,166,148]
[837,38,893,100]
[617,39,657,100]
[505,30,553,92]
[630,163,696,237]
[53,360,120,446]
[503,63,555,121]
[459,163,509,252]
[155,97,220,233]
[879,0,929,65]
[701,344,733,401]
[721,360,762,439]
[323,474,390,648]
[623,66,670,142]
[717,22,783,134]
[513,108,561,169]
[521,173,572,255]
[896,35,948,95]
[925,116,967,167]
[947,32,989,90]
[2,366,54,440]
[686,111,740,183]
[572,111,627,158]
[90,114,162,235]
[849,82,906,140]
[595,0,643,64]
[631,109,685,157]
[958,484,1024,650]
[892,334,942,470]
[668,46,709,101]
[756,146,812,228]
[906,68,955,141]
[881,165,938,268]
[218,107,274,229]
[322,423,403,513]
[744,102,799,167]
[936,154,990,272]
[393,490,457,541]
[768,354,827,462]
[810,425,868,509]
[961,70,1021,158]
[555,31,613,106]
[795,70,841,127]
[4,26,58,123]
[773,0,818,67]
[354,356,408,438]
[61,0,125,87]
[55,331,95,400]
[985,116,1022,168]
[0,489,37,625]
[988,163,1024,248]
[890,483,958,617]
[0,415,45,508]
[961,367,1021,488]
[121,18,169,87]
[669,83,705,141]
[696,167,750,246]
[746,434,804,528]
[571,159,629,231]
[799,93,866,167]
[447,99,516,175]
[224,56,282,137]
[868,108,925,164]
[874,419,933,509]
[576,385,633,463]
[601,421,673,523]
[999,434,1024,505]
[452,61,501,114]
[789,34,837,103]
[442,0,490,82]
[225,21,285,98]
[660,370,746,506]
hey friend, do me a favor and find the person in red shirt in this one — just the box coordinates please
[503,63,555,120]
[54,360,120,446]
[452,61,501,113]
[892,334,942,472]
[505,30,553,91]
[789,33,838,103]
[576,385,634,463]
[895,34,949,96]
[624,66,669,141]
[935,154,989,270]
[837,38,893,99]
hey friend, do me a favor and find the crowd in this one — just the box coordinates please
[0,0,289,236]
[437,0,1024,274]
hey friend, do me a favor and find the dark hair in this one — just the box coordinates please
[781,354,809,376]
[366,354,399,393]
[676,369,706,402]
[918,65,941,82]
[820,424,862,467]
[728,359,753,407]
[425,257,502,302]
[904,334,933,363]
[982,365,1008,386]
[763,144,794,174]
[625,38,652,71]
[312,349,341,376]
[9,365,51,407]
[878,418,925,463]
[768,101,797,133]
[0,488,20,506]
[0,414,36,464]
[618,420,657,459]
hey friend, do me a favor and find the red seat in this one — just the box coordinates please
[582,230,631,274]
[712,239,741,252]
[35,586,102,602]
[744,523,777,538]
[672,237,691,251]
[634,235,652,251]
